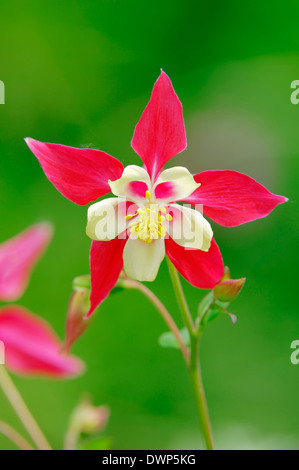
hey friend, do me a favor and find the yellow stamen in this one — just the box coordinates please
[127,202,170,244]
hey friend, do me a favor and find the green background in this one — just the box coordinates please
[0,0,298,450]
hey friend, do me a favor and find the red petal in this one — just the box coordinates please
[0,223,52,302]
[0,306,84,378]
[131,71,187,180]
[25,138,124,205]
[88,237,127,317]
[183,170,288,227]
[165,237,224,289]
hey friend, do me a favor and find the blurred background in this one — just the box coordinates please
[0,0,298,450]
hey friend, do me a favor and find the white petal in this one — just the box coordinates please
[109,165,151,203]
[86,197,127,241]
[154,166,200,203]
[168,203,213,251]
[123,238,165,282]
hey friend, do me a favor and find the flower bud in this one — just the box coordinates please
[64,288,91,353]
[214,277,246,302]
[70,397,110,435]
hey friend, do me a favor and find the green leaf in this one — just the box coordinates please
[197,291,214,317]
[79,436,113,450]
[202,303,237,325]
[110,285,126,296]
[158,328,190,349]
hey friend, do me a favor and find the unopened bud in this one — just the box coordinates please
[65,396,110,449]
[214,277,246,302]
[64,289,91,353]
[70,397,110,434]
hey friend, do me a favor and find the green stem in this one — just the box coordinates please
[0,366,51,450]
[189,336,214,450]
[166,258,194,333]
[166,258,214,450]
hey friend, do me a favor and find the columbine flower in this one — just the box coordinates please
[25,71,287,316]
[0,224,83,377]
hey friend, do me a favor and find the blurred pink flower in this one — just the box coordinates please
[0,306,84,378]
[0,223,52,302]
[26,71,287,317]
[0,224,83,378]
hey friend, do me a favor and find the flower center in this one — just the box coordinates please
[126,191,172,243]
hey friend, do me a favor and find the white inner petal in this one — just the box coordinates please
[86,197,127,241]
[109,165,151,203]
[154,166,200,203]
[123,238,165,282]
[168,203,212,251]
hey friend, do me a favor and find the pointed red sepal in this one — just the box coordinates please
[25,138,123,205]
[183,170,288,226]
[131,71,187,180]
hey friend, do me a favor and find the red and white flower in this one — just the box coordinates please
[25,71,287,316]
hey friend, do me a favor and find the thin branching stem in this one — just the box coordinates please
[123,277,190,364]
[0,367,51,450]
[0,420,34,450]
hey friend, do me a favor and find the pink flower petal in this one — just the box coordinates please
[0,306,84,378]
[131,71,187,180]
[88,237,127,317]
[0,223,53,302]
[25,138,124,205]
[183,170,288,227]
[165,237,224,289]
